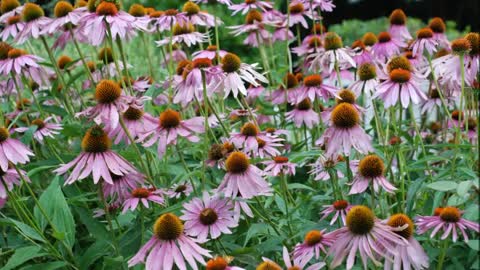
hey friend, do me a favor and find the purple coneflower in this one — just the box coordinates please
[349,40,373,66]
[416,206,479,242]
[217,151,272,199]
[0,165,29,199]
[0,48,42,76]
[286,98,320,128]
[293,229,335,266]
[271,73,301,105]
[254,136,283,158]
[317,103,373,158]
[388,9,412,41]
[263,156,296,176]
[230,122,273,152]
[122,187,164,213]
[384,214,430,270]
[214,52,267,98]
[181,191,238,241]
[0,127,33,171]
[15,117,62,144]
[76,80,129,129]
[1,15,25,41]
[229,0,273,15]
[297,74,338,102]
[348,154,397,194]
[411,28,438,57]
[0,0,22,24]
[42,1,84,35]
[182,1,219,27]
[349,62,379,96]
[102,172,144,204]
[310,155,345,181]
[193,45,227,60]
[282,246,326,270]
[156,23,207,47]
[287,1,312,28]
[81,1,137,46]
[106,105,156,145]
[138,109,204,157]
[320,200,353,226]
[228,10,271,48]
[328,205,409,270]
[128,213,211,270]
[371,32,406,62]
[149,9,188,32]
[206,257,244,270]
[166,182,194,199]
[54,126,139,185]
[429,17,450,49]
[15,3,51,44]
[311,32,356,73]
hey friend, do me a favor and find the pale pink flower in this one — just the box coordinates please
[286,98,320,128]
[293,229,335,267]
[371,32,406,62]
[181,191,238,241]
[320,200,353,226]
[0,127,34,171]
[1,15,25,41]
[411,28,438,57]
[15,117,62,144]
[128,213,211,270]
[102,172,144,204]
[15,3,51,44]
[0,166,29,199]
[282,246,325,270]
[122,187,164,213]
[166,182,194,199]
[263,156,296,176]
[348,154,397,194]
[229,0,273,15]
[388,9,412,41]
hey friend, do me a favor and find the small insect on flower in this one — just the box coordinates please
[128,213,212,270]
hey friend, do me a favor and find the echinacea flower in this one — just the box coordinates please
[388,9,412,41]
[349,40,373,66]
[311,32,356,73]
[1,15,25,41]
[287,1,311,28]
[181,191,238,241]
[166,182,194,199]
[128,213,211,270]
[263,156,296,176]
[0,0,22,24]
[429,17,450,49]
[217,151,272,199]
[328,205,409,270]
[349,62,379,96]
[306,0,336,12]
[15,117,62,144]
[416,206,480,242]
[293,229,335,266]
[282,246,326,270]
[254,136,283,158]
[42,1,84,35]
[230,122,273,152]
[384,214,430,270]
[156,23,207,47]
[348,154,396,194]
[271,73,301,105]
[206,257,245,270]
[149,9,188,32]
[229,0,273,15]
[0,127,34,171]
[106,105,157,145]
[296,74,338,102]
[0,165,29,199]
[182,1,219,27]
[192,45,227,60]
[374,67,427,109]
[15,3,51,44]
[320,200,353,226]
[310,155,345,181]
[228,10,271,48]
[411,28,438,57]
[81,1,137,46]
[317,103,373,158]
[54,126,139,185]
[0,48,42,76]
[122,187,164,213]
[76,80,129,129]
[286,98,320,128]
[420,88,454,114]
[213,52,268,98]
[102,172,145,204]
[371,32,406,62]
[138,109,204,157]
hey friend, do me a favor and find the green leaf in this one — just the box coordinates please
[427,181,458,191]
[20,126,38,145]
[20,262,68,270]
[457,181,473,196]
[243,223,268,247]
[468,240,479,251]
[9,219,45,243]
[287,183,315,191]
[1,246,45,270]
[34,176,75,249]
[274,195,286,215]
[41,105,68,116]
[79,241,110,270]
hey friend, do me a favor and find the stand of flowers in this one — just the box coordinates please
[0,0,478,269]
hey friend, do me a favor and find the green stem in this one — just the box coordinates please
[436,239,449,270]
[69,27,95,86]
